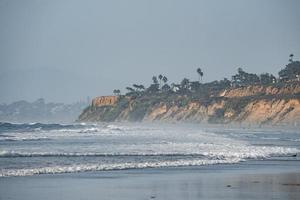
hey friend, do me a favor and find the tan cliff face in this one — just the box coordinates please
[141,98,300,125]
[143,100,224,123]
[79,83,300,126]
[238,99,300,125]
[91,96,118,107]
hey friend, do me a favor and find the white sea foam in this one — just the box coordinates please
[1,123,299,177]
[0,124,146,141]
[0,145,298,160]
[0,128,100,141]
[0,158,241,177]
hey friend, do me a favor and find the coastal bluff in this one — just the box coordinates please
[91,96,119,107]
[78,82,300,126]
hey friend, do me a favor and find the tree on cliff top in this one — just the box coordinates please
[260,73,276,85]
[279,60,300,82]
[146,83,159,93]
[126,87,135,93]
[113,89,121,96]
[152,76,158,84]
[162,76,168,84]
[180,78,190,91]
[232,67,259,87]
[289,54,294,63]
[158,74,163,87]
[197,68,204,82]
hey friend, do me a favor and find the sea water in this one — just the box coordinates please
[0,122,299,177]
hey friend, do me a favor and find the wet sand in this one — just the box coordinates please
[0,160,300,200]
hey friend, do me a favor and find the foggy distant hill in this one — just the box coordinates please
[0,98,88,123]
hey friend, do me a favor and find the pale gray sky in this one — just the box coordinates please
[0,0,299,103]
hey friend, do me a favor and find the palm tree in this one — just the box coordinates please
[133,84,140,91]
[126,87,134,93]
[158,74,163,86]
[200,71,203,82]
[139,84,145,91]
[132,84,145,92]
[197,68,203,82]
[289,54,294,63]
[238,67,244,74]
[162,76,168,83]
[152,76,158,84]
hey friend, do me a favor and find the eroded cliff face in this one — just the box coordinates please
[143,100,225,122]
[91,96,119,107]
[139,98,300,126]
[78,83,300,126]
[239,99,300,125]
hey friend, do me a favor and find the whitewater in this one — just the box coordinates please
[0,122,299,177]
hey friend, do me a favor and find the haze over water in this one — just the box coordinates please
[1,0,300,103]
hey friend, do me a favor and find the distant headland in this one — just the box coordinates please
[78,55,300,126]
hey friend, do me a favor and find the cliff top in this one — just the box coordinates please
[91,96,119,107]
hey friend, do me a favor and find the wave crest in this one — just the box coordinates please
[0,159,241,177]
[0,122,90,133]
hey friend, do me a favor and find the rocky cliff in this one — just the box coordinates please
[91,96,119,107]
[78,82,300,126]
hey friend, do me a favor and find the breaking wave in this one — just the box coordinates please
[0,145,298,159]
[0,122,89,133]
[0,159,242,177]
[1,123,299,177]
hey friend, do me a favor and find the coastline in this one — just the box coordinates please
[78,82,300,126]
[1,160,300,200]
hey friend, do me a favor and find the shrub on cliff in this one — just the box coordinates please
[208,108,225,123]
[128,101,151,121]
[278,61,300,82]
[223,97,251,114]
[232,68,260,87]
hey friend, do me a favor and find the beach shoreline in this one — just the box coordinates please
[1,160,300,200]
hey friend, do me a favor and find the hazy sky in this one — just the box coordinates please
[0,0,299,103]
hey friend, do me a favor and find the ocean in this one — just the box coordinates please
[0,122,299,177]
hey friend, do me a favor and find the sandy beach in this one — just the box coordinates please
[1,160,300,200]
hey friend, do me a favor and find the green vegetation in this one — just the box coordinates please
[208,108,225,123]
[278,61,300,82]
[113,89,121,96]
[81,54,300,123]
[113,55,299,99]
[197,68,204,82]
[128,100,149,121]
